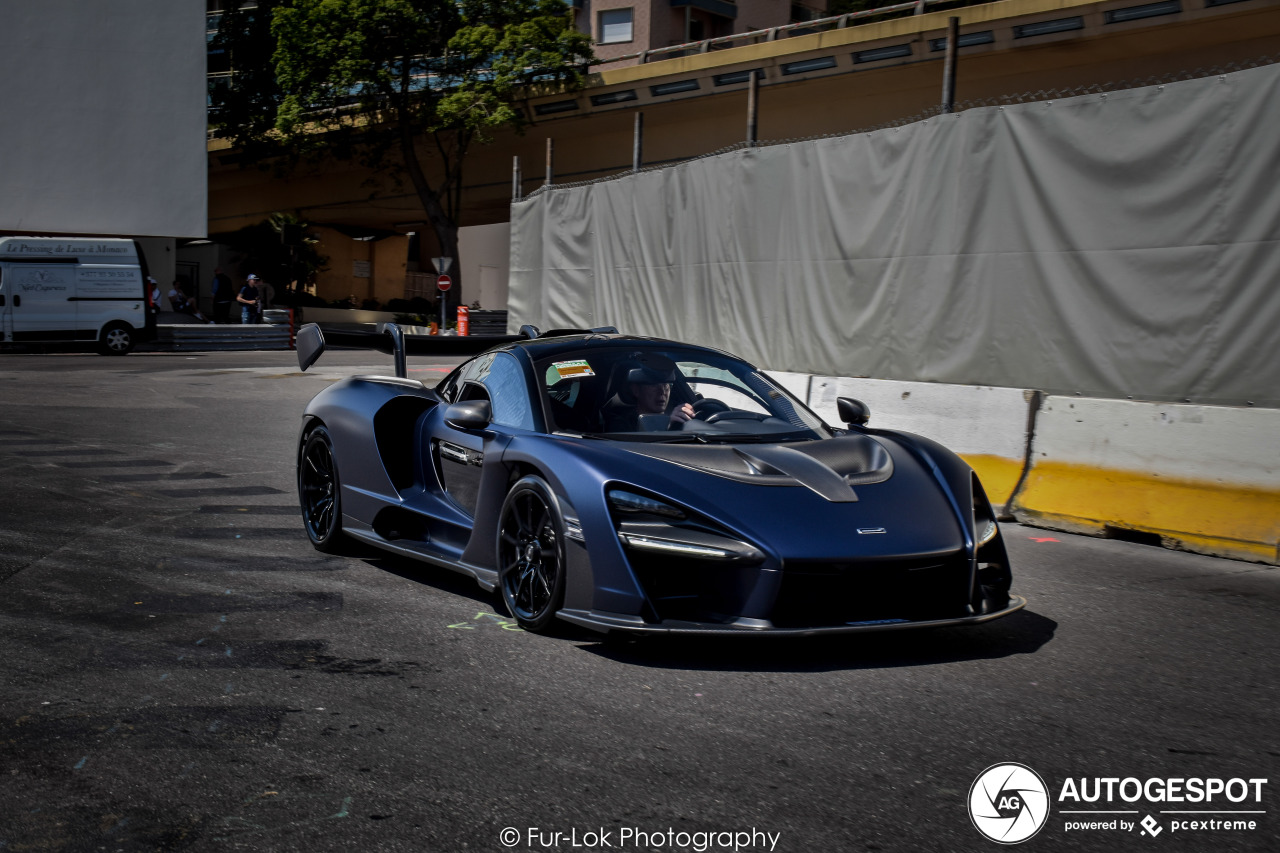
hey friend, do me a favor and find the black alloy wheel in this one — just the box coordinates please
[99,321,136,355]
[497,476,567,633]
[299,426,344,552]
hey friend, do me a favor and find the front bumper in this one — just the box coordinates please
[557,595,1027,636]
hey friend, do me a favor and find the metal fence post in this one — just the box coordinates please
[545,138,554,187]
[512,155,522,201]
[942,17,959,114]
[633,112,644,172]
[747,71,759,147]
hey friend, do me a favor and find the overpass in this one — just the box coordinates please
[210,0,1280,229]
[205,0,1280,304]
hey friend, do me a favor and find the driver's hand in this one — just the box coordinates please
[669,403,695,425]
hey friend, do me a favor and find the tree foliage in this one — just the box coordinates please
[211,0,593,295]
[220,212,329,296]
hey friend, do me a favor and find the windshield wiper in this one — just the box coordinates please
[645,433,709,444]
[692,432,812,444]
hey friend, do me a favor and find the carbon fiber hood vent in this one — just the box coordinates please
[624,435,894,502]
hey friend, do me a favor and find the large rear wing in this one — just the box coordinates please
[295,323,525,378]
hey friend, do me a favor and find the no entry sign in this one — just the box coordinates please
[436,274,452,292]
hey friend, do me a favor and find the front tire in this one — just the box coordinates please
[299,426,344,552]
[99,321,136,355]
[497,476,567,633]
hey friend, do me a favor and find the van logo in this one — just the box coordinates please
[857,527,887,535]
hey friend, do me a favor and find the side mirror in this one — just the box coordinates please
[445,400,492,431]
[296,323,325,372]
[837,397,870,426]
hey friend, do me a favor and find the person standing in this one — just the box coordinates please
[211,267,234,324]
[237,273,262,324]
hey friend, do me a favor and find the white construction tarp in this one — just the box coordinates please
[509,64,1280,408]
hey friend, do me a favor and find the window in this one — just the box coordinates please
[481,353,536,432]
[438,352,494,403]
[535,347,830,440]
[781,56,837,75]
[599,8,633,44]
[929,30,995,51]
[1013,17,1084,38]
[853,44,912,64]
[651,79,699,96]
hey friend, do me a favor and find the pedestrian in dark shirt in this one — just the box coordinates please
[237,274,262,324]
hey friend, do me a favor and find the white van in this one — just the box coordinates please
[0,237,154,355]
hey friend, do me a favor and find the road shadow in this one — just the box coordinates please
[360,549,500,608]
[577,609,1057,673]
[347,548,1056,672]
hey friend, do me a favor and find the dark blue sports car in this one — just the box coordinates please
[295,324,1024,636]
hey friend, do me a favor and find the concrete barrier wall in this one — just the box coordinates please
[1009,397,1280,566]
[765,371,1278,566]
[805,376,1033,508]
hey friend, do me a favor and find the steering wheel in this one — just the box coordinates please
[704,410,768,425]
[691,398,731,420]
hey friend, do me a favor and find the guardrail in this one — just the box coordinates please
[143,323,292,352]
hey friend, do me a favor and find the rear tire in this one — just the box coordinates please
[299,426,344,553]
[99,321,136,355]
[497,476,567,633]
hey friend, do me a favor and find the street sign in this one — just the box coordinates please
[431,257,453,275]
[436,274,452,292]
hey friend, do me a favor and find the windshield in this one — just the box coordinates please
[534,346,831,442]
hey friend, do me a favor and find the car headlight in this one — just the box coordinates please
[606,486,764,565]
[616,532,741,560]
[607,488,686,520]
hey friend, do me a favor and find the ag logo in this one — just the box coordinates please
[969,763,1050,844]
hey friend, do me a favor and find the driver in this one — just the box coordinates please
[603,355,695,432]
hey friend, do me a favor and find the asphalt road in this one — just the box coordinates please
[0,350,1275,853]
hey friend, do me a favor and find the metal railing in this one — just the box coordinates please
[596,0,957,67]
[204,0,969,123]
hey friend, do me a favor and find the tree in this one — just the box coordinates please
[220,212,329,299]
[212,0,593,301]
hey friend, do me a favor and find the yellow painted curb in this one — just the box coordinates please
[1010,461,1280,565]
[960,453,1025,508]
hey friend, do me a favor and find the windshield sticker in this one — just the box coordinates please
[552,359,595,379]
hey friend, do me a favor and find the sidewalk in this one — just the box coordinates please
[139,312,292,352]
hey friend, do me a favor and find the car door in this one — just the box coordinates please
[431,351,538,517]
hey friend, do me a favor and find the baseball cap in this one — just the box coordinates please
[247,274,259,281]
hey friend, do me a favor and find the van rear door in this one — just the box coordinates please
[0,266,10,342]
[6,262,80,342]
